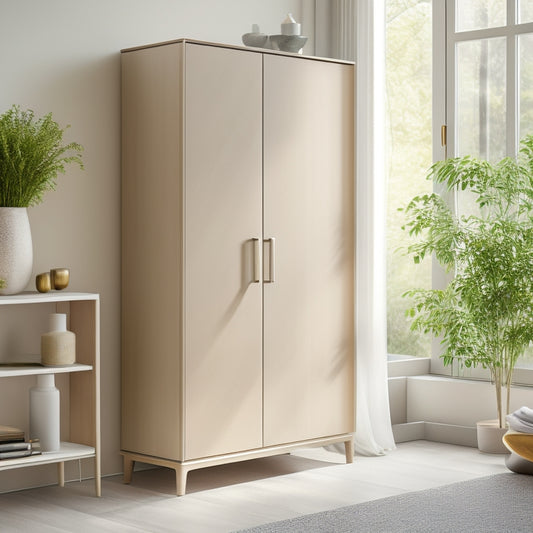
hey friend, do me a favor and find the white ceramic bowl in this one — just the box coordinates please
[269,34,307,53]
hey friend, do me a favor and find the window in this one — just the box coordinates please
[385,0,433,357]
[386,0,533,383]
[437,0,533,381]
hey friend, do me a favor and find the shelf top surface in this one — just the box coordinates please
[0,442,95,470]
[0,362,93,378]
[0,292,99,305]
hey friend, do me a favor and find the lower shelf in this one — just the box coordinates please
[0,442,95,471]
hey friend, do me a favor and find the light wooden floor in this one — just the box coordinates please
[0,441,507,532]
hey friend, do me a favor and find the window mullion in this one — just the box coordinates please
[509,0,515,25]
[434,0,447,162]
[446,0,456,158]
[508,33,518,156]
[508,0,518,155]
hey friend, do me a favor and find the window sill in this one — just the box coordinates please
[387,354,430,377]
[387,354,533,386]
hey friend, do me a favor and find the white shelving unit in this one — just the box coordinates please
[0,292,100,496]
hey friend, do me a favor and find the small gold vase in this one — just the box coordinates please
[36,272,52,293]
[50,268,70,290]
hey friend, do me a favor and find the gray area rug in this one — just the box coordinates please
[237,473,533,532]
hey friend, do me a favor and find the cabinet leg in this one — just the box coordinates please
[344,438,354,464]
[57,462,65,487]
[175,466,188,497]
[123,455,135,484]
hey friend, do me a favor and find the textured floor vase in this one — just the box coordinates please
[0,207,33,295]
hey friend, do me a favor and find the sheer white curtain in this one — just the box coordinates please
[315,0,395,455]
[354,0,395,455]
[318,0,395,455]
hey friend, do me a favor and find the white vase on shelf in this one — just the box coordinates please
[0,207,33,295]
[41,313,76,366]
[29,374,60,452]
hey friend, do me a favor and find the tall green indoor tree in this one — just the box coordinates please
[402,135,533,428]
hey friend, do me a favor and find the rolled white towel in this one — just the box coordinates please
[519,406,533,422]
[514,409,533,426]
[506,413,533,433]
[507,406,533,434]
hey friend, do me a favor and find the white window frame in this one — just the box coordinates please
[445,0,533,160]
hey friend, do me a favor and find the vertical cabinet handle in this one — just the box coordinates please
[252,238,261,282]
[265,237,276,283]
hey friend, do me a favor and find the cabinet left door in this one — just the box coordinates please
[122,43,187,461]
[183,43,263,459]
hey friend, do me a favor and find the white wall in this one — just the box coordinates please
[406,376,533,427]
[0,0,314,492]
[388,373,533,446]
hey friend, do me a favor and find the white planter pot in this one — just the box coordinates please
[477,419,509,454]
[0,207,33,295]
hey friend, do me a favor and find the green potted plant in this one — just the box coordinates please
[0,105,83,295]
[402,135,533,452]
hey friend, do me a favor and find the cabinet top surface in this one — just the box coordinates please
[0,292,99,305]
[120,38,354,66]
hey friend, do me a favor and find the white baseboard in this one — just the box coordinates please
[393,421,477,447]
[391,421,425,442]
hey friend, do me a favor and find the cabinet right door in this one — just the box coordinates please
[263,54,355,446]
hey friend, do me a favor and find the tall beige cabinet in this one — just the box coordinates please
[121,39,355,496]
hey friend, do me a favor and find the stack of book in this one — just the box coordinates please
[0,425,41,460]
